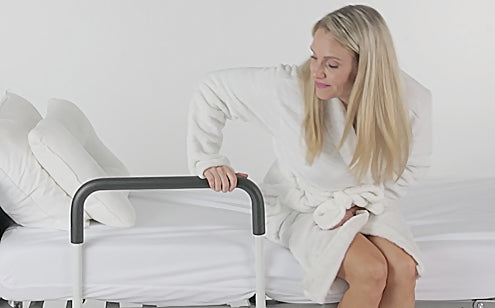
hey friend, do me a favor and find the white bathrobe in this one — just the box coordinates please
[187,64,432,303]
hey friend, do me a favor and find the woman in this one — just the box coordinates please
[187,4,431,308]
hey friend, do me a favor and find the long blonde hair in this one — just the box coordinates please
[300,4,411,183]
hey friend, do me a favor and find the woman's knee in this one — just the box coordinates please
[339,234,389,295]
[347,250,388,293]
[361,254,388,289]
[388,254,418,287]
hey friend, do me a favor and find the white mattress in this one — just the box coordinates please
[0,178,494,305]
[0,189,257,306]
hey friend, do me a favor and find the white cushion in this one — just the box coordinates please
[0,91,76,230]
[28,98,135,227]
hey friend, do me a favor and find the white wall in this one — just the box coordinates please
[1,0,494,181]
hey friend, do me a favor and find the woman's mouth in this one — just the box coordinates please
[315,81,330,89]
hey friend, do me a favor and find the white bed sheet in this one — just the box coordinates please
[402,177,495,301]
[0,178,494,305]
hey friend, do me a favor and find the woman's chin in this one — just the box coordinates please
[315,92,333,100]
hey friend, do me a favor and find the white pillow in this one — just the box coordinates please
[0,91,77,230]
[28,98,135,227]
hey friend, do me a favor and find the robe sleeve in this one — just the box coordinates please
[384,73,433,199]
[187,65,295,177]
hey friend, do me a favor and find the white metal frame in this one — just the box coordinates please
[71,237,266,308]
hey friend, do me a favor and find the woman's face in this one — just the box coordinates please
[309,28,357,103]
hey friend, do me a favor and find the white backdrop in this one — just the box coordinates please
[1,0,494,182]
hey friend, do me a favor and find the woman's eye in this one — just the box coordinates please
[310,55,317,60]
[327,63,339,69]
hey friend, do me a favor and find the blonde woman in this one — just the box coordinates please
[187,4,431,308]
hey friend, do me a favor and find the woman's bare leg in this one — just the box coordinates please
[367,236,417,308]
[336,233,388,308]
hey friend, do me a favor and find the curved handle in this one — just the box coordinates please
[71,176,265,243]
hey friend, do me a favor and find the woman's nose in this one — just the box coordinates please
[312,62,325,79]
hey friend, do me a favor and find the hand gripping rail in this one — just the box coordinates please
[70,176,266,308]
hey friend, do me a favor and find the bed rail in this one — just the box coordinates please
[70,175,266,308]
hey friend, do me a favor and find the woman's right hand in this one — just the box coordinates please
[329,206,361,230]
[203,166,248,192]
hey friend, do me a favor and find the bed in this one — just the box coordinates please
[1,176,495,308]
[1,92,494,307]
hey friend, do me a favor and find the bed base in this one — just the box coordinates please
[2,299,495,308]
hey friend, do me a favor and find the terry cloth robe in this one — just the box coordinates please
[187,64,432,304]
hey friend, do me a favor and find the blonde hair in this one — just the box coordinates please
[300,4,411,183]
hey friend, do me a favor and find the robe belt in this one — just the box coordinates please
[283,183,386,230]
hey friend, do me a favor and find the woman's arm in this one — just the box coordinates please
[187,65,297,185]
